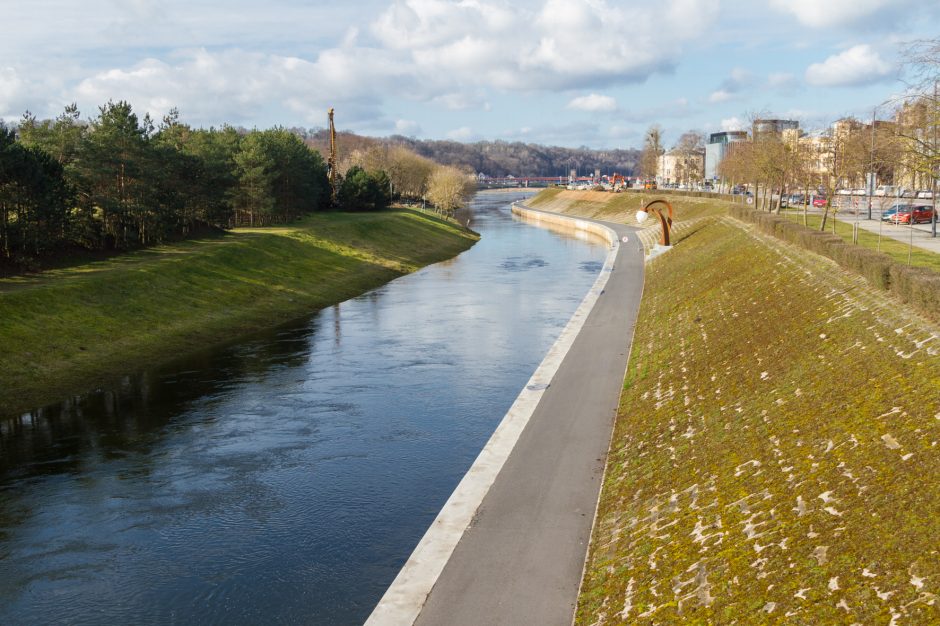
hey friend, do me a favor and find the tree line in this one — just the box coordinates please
[0,101,331,267]
[338,144,476,215]
[305,131,641,178]
[0,101,479,271]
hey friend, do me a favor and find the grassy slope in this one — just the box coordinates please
[780,210,940,273]
[576,217,940,623]
[0,209,477,416]
[528,188,728,227]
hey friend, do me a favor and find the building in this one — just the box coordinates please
[659,149,705,186]
[753,118,799,138]
[704,131,748,180]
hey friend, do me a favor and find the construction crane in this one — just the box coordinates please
[327,107,337,203]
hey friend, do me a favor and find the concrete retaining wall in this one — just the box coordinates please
[511,203,617,247]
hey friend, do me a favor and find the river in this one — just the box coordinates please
[0,191,609,624]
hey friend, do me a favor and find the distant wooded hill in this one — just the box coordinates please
[303,130,640,178]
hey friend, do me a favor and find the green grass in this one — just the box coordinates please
[577,218,940,623]
[778,211,940,272]
[0,209,478,416]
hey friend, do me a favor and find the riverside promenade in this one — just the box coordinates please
[368,204,646,625]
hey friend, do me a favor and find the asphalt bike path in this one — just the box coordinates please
[369,205,646,625]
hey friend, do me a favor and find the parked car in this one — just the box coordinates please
[900,188,916,198]
[881,203,911,221]
[887,205,935,224]
[836,188,853,195]
[812,196,827,207]
[916,190,934,199]
[781,193,804,208]
[874,185,897,197]
[915,205,938,223]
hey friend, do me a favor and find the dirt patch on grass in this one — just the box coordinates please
[577,217,940,624]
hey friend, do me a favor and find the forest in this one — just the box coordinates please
[0,102,332,270]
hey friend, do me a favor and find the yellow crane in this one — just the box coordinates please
[327,107,337,203]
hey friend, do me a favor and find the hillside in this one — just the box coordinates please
[0,210,477,417]
[304,130,640,177]
[547,193,940,622]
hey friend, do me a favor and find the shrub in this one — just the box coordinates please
[889,265,940,324]
[337,166,392,211]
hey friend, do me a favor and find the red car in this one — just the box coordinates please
[812,196,827,207]
[890,204,938,224]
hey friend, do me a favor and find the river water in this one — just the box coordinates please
[0,191,608,624]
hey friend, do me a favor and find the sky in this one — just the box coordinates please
[1,0,937,150]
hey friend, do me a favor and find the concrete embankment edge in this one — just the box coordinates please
[365,204,619,625]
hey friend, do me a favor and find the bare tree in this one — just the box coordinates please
[672,131,705,186]
[638,125,664,179]
[426,166,476,214]
[897,39,939,233]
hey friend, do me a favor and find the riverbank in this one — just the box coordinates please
[554,206,939,620]
[0,209,478,417]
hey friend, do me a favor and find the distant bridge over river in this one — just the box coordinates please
[477,175,640,189]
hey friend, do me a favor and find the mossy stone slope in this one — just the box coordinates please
[578,218,940,624]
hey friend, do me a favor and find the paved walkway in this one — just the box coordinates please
[367,206,645,625]
[782,207,940,254]
[852,217,940,254]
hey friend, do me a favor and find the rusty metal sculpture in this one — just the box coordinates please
[636,199,674,246]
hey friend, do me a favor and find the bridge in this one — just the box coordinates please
[477,175,639,189]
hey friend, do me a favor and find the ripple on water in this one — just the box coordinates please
[499,255,548,271]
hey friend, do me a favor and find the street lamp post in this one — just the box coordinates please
[868,106,876,221]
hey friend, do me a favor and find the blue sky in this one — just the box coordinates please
[1,0,937,150]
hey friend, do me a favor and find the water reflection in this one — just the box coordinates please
[0,192,608,624]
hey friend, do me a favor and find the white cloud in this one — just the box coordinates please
[708,90,733,103]
[0,67,27,115]
[446,126,473,140]
[720,116,745,131]
[805,45,894,87]
[69,47,413,126]
[431,92,490,111]
[394,119,421,135]
[707,67,753,103]
[769,0,908,28]
[373,0,719,92]
[0,66,70,122]
[567,94,617,112]
[45,0,721,127]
